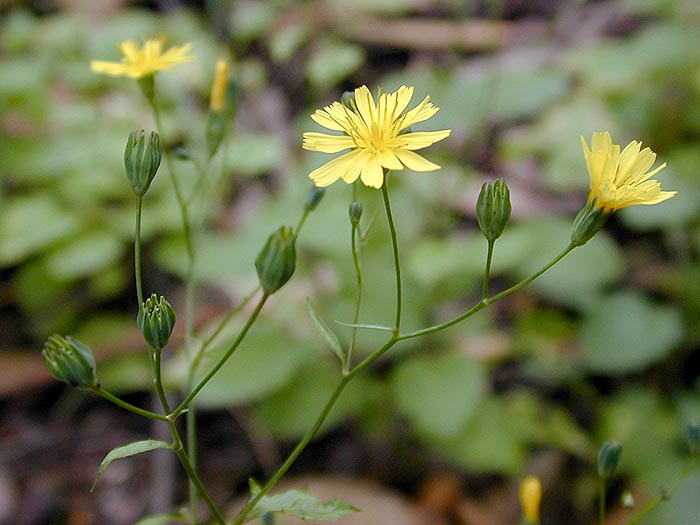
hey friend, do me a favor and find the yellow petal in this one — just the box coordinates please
[302,132,355,153]
[390,130,451,150]
[394,149,441,171]
[360,157,384,188]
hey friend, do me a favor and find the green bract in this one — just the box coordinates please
[255,226,297,295]
[124,129,162,196]
[42,335,98,389]
[137,293,176,350]
[476,178,511,241]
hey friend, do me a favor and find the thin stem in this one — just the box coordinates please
[152,349,171,414]
[599,477,606,525]
[346,221,363,373]
[482,239,495,299]
[134,196,144,307]
[232,335,400,525]
[172,293,269,418]
[399,243,577,340]
[230,241,578,524]
[167,418,226,525]
[94,387,168,421]
[381,181,402,334]
[628,456,698,524]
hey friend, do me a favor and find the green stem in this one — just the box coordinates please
[94,387,168,421]
[152,349,171,414]
[134,195,144,307]
[172,293,269,418]
[482,239,495,300]
[230,242,578,524]
[167,418,226,525]
[628,456,698,524]
[346,220,363,373]
[399,243,577,340]
[381,181,402,334]
[599,477,606,525]
[232,335,400,525]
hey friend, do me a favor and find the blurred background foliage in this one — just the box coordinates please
[1,0,700,524]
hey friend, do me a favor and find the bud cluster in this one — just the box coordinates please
[256,226,297,295]
[124,129,162,196]
[137,293,176,350]
[476,179,511,242]
[42,335,98,389]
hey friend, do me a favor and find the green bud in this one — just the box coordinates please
[476,178,511,241]
[349,201,363,225]
[571,202,610,246]
[304,186,326,212]
[124,129,162,196]
[255,226,297,295]
[685,422,700,456]
[137,293,176,350]
[597,440,623,478]
[42,335,98,389]
[340,90,355,108]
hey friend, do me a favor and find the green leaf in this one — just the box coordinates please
[0,195,80,266]
[306,299,345,366]
[390,353,487,439]
[45,231,123,280]
[92,440,172,491]
[580,292,684,373]
[245,480,359,522]
[306,40,365,87]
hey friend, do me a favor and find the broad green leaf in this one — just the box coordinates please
[580,292,684,373]
[390,353,487,439]
[92,440,172,491]
[0,195,80,266]
[306,40,365,87]
[306,299,345,366]
[245,480,359,522]
[45,231,123,280]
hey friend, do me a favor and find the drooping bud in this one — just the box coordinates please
[348,201,363,226]
[571,201,610,246]
[137,293,176,350]
[42,335,98,389]
[304,186,326,212]
[255,226,297,294]
[205,59,237,157]
[597,440,623,479]
[519,475,542,524]
[476,178,511,242]
[124,129,162,196]
[685,422,700,456]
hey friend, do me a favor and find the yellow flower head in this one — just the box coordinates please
[519,475,542,524]
[302,85,451,189]
[91,37,193,79]
[582,131,676,213]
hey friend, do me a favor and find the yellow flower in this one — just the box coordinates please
[519,475,542,524]
[90,37,193,79]
[302,85,451,189]
[582,131,676,213]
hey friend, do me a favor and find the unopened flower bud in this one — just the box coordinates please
[206,60,237,157]
[476,179,511,241]
[304,186,326,212]
[519,475,542,524]
[685,422,700,456]
[42,335,98,389]
[137,293,176,350]
[340,90,355,108]
[124,129,162,196]
[571,202,610,246]
[349,201,363,225]
[597,440,623,479]
[255,226,296,294]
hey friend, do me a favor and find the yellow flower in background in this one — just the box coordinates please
[302,85,451,188]
[91,37,193,79]
[582,131,676,213]
[209,59,230,112]
[519,475,542,524]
